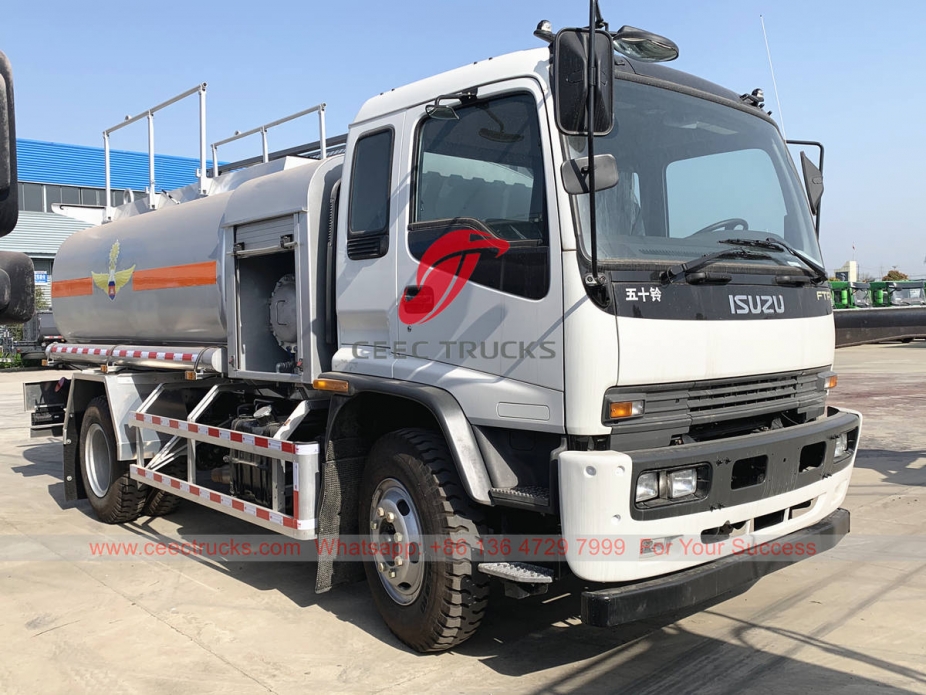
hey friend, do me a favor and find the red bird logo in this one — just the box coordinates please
[399,229,509,325]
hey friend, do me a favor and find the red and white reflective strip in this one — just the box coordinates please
[133,412,311,457]
[112,349,196,362]
[131,465,314,531]
[49,345,108,356]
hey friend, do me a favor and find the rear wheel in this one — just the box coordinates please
[142,460,185,516]
[79,396,146,523]
[360,428,490,652]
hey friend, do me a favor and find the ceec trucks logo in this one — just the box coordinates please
[399,229,509,325]
[729,294,785,315]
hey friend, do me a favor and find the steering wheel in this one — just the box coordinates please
[691,218,749,236]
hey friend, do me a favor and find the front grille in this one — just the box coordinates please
[606,368,828,450]
[686,372,820,423]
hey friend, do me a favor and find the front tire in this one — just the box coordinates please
[79,396,146,523]
[360,428,490,652]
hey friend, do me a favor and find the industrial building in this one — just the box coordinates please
[0,139,206,303]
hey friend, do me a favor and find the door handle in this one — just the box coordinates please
[401,285,435,315]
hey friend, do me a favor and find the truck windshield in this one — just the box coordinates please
[566,78,823,270]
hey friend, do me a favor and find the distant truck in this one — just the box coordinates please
[13,310,63,363]
[25,4,860,652]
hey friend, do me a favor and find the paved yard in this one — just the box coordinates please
[1,344,924,694]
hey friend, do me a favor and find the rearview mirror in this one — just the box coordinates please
[553,28,614,136]
[799,151,824,215]
[561,154,619,195]
[0,50,18,237]
[611,25,679,63]
[0,250,34,324]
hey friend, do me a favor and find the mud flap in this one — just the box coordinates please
[63,416,83,501]
[314,437,366,593]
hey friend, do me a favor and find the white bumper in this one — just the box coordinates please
[558,408,861,582]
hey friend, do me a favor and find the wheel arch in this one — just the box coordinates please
[323,373,493,504]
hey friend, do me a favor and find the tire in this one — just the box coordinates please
[79,396,147,524]
[143,475,184,516]
[360,428,490,652]
[142,459,185,516]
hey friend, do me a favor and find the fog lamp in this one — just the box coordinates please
[667,468,698,499]
[636,471,659,502]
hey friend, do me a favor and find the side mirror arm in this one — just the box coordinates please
[788,139,824,236]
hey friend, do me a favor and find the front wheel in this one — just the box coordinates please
[360,428,490,652]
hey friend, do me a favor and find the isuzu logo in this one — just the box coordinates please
[728,294,785,315]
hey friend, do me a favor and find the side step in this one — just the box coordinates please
[478,562,554,598]
[489,485,551,511]
[478,562,553,584]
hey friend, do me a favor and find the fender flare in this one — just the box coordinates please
[320,372,493,504]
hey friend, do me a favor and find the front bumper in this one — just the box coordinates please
[558,407,861,582]
[582,507,850,627]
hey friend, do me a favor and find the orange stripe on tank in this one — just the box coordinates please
[52,277,94,298]
[133,261,217,291]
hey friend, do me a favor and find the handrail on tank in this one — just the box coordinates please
[103,83,208,222]
[210,103,327,177]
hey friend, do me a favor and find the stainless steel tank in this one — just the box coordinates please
[52,192,230,345]
[52,156,341,386]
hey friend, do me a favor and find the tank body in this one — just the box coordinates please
[52,192,230,345]
[51,156,343,380]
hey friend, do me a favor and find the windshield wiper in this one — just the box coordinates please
[720,237,828,283]
[661,248,772,284]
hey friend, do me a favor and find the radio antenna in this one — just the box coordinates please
[760,15,786,140]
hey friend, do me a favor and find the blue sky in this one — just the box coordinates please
[2,0,923,275]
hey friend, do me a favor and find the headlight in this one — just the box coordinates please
[668,468,698,498]
[636,471,659,502]
[834,432,849,458]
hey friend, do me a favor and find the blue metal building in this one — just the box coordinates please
[0,139,209,303]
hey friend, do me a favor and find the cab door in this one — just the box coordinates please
[392,79,564,430]
[335,112,405,377]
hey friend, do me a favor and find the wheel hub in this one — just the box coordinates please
[369,478,424,605]
[84,423,112,498]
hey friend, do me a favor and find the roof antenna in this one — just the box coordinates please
[760,15,786,140]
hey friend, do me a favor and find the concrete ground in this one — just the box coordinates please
[1,344,924,694]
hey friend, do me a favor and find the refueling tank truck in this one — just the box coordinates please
[27,4,861,652]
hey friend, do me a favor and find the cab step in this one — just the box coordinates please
[489,485,550,511]
[478,561,554,584]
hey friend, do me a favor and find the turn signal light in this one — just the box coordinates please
[608,400,644,420]
[313,378,350,393]
[824,375,838,390]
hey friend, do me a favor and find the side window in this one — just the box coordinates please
[666,148,786,238]
[347,128,394,259]
[20,182,43,212]
[411,93,549,300]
